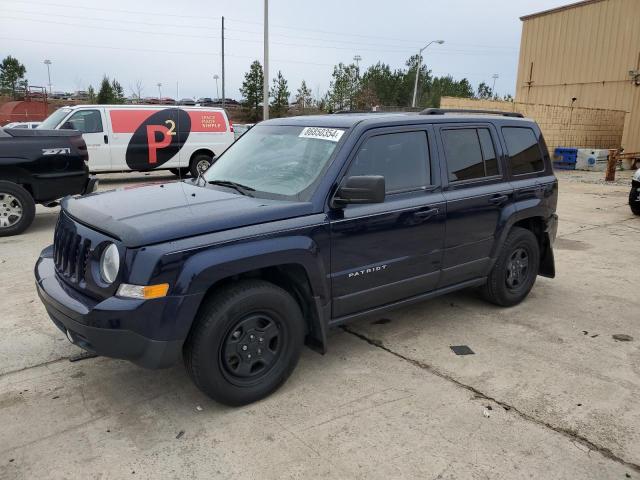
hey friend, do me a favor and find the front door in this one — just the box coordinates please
[62,108,111,171]
[436,124,512,287]
[329,127,445,319]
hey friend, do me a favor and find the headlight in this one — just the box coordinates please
[633,169,640,182]
[99,243,120,284]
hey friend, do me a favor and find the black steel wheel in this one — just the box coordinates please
[482,227,539,307]
[184,279,305,406]
[189,153,214,178]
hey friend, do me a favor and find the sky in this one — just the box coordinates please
[0,0,569,101]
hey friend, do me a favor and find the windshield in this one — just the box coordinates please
[38,108,72,129]
[203,125,344,200]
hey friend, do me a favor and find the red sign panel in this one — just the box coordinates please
[109,109,227,133]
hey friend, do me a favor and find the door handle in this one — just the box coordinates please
[488,194,509,205]
[103,134,109,144]
[414,207,440,219]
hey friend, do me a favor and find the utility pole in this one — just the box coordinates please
[157,82,162,99]
[221,16,225,108]
[176,81,179,100]
[263,0,269,121]
[353,55,361,70]
[411,40,444,108]
[491,73,499,92]
[43,59,52,94]
[214,74,220,100]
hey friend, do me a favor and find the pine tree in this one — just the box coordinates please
[295,80,314,112]
[239,61,264,121]
[270,71,290,118]
[96,75,114,104]
[111,79,125,104]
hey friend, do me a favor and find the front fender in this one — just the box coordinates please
[174,235,330,302]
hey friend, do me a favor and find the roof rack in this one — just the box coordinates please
[419,108,524,118]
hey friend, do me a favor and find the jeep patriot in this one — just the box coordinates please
[35,109,558,405]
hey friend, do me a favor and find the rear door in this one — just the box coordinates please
[329,126,446,318]
[62,108,111,171]
[436,123,513,287]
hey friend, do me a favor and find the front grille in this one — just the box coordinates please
[53,217,91,284]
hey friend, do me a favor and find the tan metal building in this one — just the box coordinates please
[515,0,640,151]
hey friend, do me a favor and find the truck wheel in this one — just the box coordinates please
[0,181,36,237]
[189,153,214,177]
[482,227,540,307]
[169,168,190,178]
[184,279,305,406]
[630,186,640,215]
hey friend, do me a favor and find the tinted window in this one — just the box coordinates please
[348,131,430,193]
[64,110,103,133]
[478,128,498,176]
[502,127,544,175]
[442,129,485,181]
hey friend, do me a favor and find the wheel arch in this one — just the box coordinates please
[189,148,215,163]
[175,237,331,354]
[495,214,555,278]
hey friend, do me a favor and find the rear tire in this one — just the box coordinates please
[184,280,305,406]
[0,181,36,237]
[630,185,640,215]
[189,153,214,178]
[482,227,540,307]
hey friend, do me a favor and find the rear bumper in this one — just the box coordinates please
[35,246,188,369]
[83,175,99,195]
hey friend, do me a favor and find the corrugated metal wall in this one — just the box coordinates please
[515,0,640,151]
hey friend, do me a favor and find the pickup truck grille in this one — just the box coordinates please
[53,218,91,284]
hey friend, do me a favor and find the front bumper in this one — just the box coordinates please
[35,246,191,369]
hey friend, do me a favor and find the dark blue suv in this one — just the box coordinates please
[35,109,558,405]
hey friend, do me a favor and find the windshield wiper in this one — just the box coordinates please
[208,179,256,196]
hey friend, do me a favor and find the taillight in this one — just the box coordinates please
[229,122,234,133]
[69,135,89,162]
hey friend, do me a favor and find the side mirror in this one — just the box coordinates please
[333,175,385,207]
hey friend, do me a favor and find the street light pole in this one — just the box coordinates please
[213,74,220,100]
[43,59,52,94]
[411,40,444,108]
[157,82,162,99]
[263,0,269,121]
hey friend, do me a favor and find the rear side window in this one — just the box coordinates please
[442,128,500,182]
[502,127,544,175]
[348,131,430,193]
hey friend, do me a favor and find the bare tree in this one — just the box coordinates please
[129,80,144,101]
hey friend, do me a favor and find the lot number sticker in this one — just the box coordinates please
[299,127,344,142]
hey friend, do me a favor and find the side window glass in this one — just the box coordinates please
[348,131,430,193]
[502,127,544,175]
[442,129,484,182]
[65,110,103,133]
[478,128,499,176]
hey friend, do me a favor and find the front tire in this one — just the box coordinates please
[0,181,36,237]
[482,227,540,307]
[189,153,214,178]
[184,280,305,406]
[630,184,640,215]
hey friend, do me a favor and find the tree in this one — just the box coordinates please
[240,60,264,121]
[0,55,27,99]
[87,85,96,103]
[130,80,144,101]
[476,81,494,100]
[270,71,290,117]
[328,62,360,111]
[361,62,401,107]
[111,79,125,103]
[97,76,115,104]
[295,79,314,112]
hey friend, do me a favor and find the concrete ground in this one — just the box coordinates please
[1,170,639,479]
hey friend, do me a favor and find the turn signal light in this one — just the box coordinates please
[117,283,169,300]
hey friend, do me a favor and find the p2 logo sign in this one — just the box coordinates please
[111,109,191,171]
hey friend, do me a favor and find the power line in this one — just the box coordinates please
[1,15,517,57]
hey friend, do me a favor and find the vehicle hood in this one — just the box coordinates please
[62,180,315,247]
